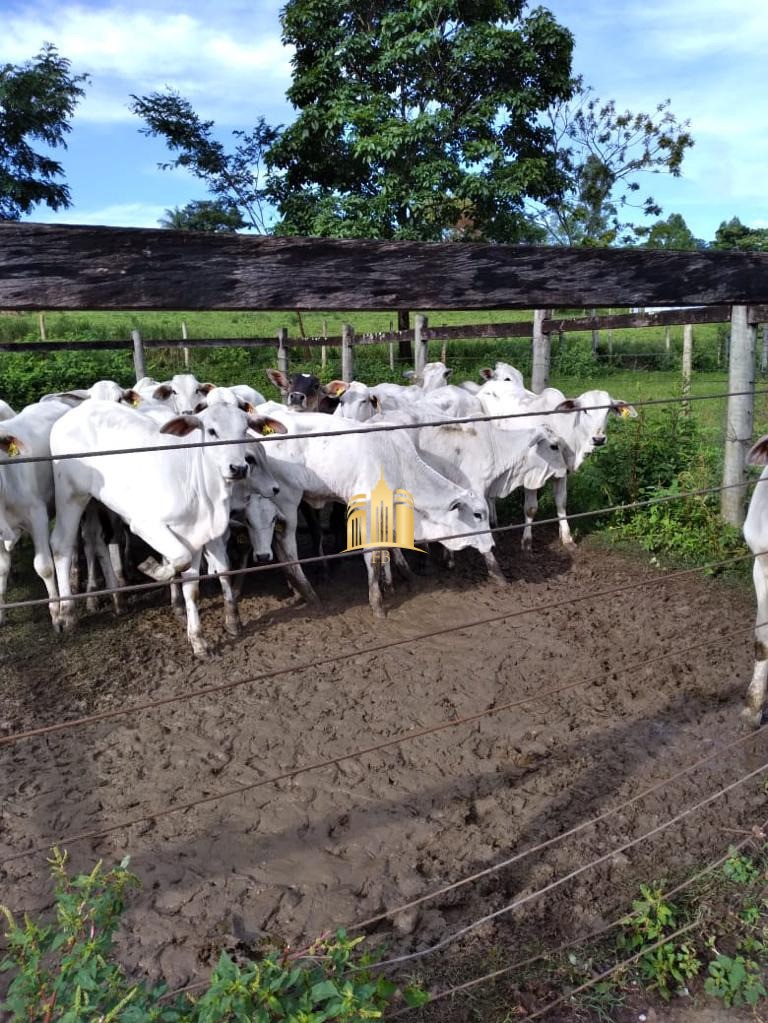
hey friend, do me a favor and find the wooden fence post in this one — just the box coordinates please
[721,305,757,527]
[761,323,768,375]
[277,328,289,398]
[38,312,46,341]
[181,320,190,369]
[388,318,395,372]
[414,314,428,375]
[131,329,146,382]
[682,323,693,412]
[341,323,355,382]
[440,338,448,365]
[665,326,671,354]
[321,318,327,371]
[531,308,550,393]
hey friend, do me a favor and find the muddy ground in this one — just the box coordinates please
[1,527,766,1020]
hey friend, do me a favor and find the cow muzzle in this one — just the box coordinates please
[592,436,607,447]
[227,463,249,480]
[288,392,308,408]
[254,552,273,563]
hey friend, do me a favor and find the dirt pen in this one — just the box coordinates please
[2,225,768,1017]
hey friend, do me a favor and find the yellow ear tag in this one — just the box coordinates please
[274,521,285,534]
[6,440,20,457]
[620,406,631,419]
[131,397,141,408]
[261,425,275,435]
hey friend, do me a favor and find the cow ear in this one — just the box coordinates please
[554,399,580,413]
[445,367,453,377]
[479,367,494,380]
[266,369,289,390]
[247,415,287,436]
[198,382,215,395]
[370,394,381,411]
[0,434,22,457]
[611,401,638,419]
[238,400,256,413]
[192,401,208,414]
[159,415,202,437]
[122,389,142,408]
[153,384,174,401]
[323,380,348,397]
[748,436,768,466]
[60,390,89,404]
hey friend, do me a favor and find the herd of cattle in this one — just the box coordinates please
[0,361,639,659]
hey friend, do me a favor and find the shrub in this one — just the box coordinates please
[0,849,426,1022]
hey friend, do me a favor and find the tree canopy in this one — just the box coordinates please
[528,84,694,245]
[267,0,575,242]
[711,216,768,252]
[0,44,89,220]
[641,212,703,250]
[159,199,246,232]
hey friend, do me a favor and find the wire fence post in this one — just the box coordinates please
[531,308,550,393]
[277,328,289,398]
[181,319,190,370]
[321,318,328,371]
[682,323,693,413]
[341,323,355,383]
[131,329,146,382]
[38,312,46,341]
[414,314,428,376]
[761,322,768,376]
[721,305,756,527]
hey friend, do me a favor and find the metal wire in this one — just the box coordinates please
[2,386,765,467]
[362,756,768,972]
[349,719,768,934]
[0,558,758,749]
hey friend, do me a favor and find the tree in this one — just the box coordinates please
[130,90,280,233]
[642,212,703,250]
[528,83,694,246]
[0,43,89,220]
[711,217,768,252]
[159,199,245,232]
[267,0,575,243]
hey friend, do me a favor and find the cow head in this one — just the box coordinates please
[404,362,453,391]
[553,390,638,467]
[335,383,380,422]
[479,362,524,387]
[153,374,216,414]
[243,494,283,562]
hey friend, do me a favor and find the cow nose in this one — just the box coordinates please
[255,552,273,563]
[593,436,607,447]
[229,463,248,479]
[288,392,306,407]
[272,484,280,495]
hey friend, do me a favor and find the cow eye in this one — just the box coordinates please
[473,512,483,520]
[550,443,559,450]
[207,428,218,438]
[245,454,256,466]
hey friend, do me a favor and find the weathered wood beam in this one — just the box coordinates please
[3,223,768,310]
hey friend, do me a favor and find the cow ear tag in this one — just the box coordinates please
[619,406,631,419]
[6,440,20,457]
[274,521,285,534]
[261,425,275,435]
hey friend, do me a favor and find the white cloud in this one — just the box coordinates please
[0,3,293,124]
[29,202,170,228]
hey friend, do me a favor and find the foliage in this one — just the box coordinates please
[704,954,766,1007]
[0,851,424,1022]
[528,82,694,246]
[0,44,89,220]
[267,0,575,242]
[159,201,246,233]
[711,216,768,252]
[618,885,701,1001]
[642,212,704,251]
[130,90,280,233]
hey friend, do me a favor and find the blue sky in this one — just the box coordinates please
[2,0,765,241]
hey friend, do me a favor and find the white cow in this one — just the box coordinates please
[257,411,492,616]
[478,380,637,550]
[741,436,768,726]
[0,400,15,422]
[139,373,214,414]
[50,401,284,656]
[0,400,72,627]
[333,382,381,422]
[41,380,142,408]
[460,362,525,395]
[371,361,452,408]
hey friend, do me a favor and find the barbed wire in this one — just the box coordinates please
[2,387,766,467]
[0,477,763,617]
[0,557,759,749]
[360,755,768,973]
[349,720,768,934]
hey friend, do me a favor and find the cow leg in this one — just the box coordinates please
[51,490,90,631]
[272,509,319,605]
[231,549,249,600]
[483,549,507,584]
[521,487,538,553]
[81,504,123,615]
[391,547,415,587]
[552,475,575,547]
[205,534,241,637]
[0,542,11,626]
[363,551,385,618]
[169,581,185,621]
[381,554,394,594]
[744,554,768,727]
[130,523,194,581]
[179,551,210,658]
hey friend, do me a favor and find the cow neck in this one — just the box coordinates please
[185,432,231,542]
